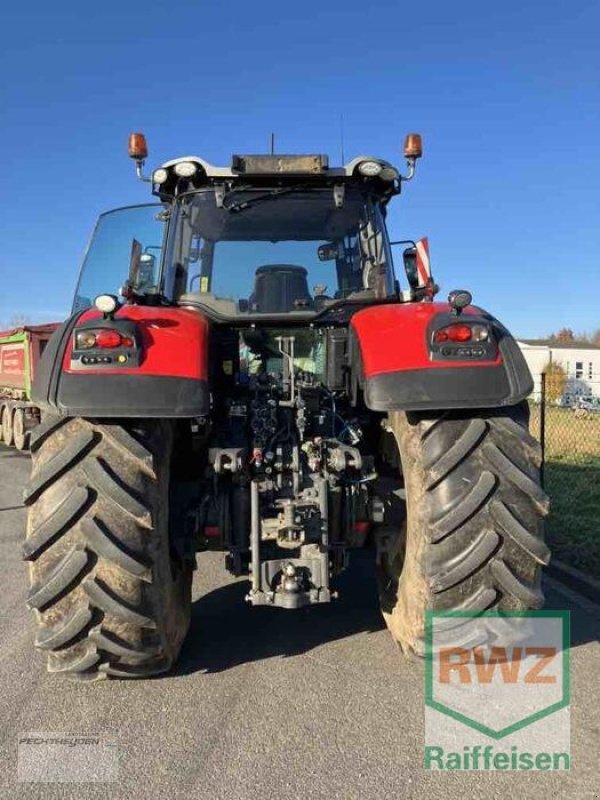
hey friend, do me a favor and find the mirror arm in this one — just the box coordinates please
[389,239,417,249]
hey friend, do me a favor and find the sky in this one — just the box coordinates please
[0,0,598,337]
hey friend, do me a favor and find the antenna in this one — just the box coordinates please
[339,114,345,164]
[270,132,275,155]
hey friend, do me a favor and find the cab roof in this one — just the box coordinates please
[158,153,397,179]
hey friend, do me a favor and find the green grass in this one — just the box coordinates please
[528,403,600,578]
[545,457,600,579]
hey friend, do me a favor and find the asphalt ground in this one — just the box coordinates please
[0,444,598,799]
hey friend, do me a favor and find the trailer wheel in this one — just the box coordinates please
[1,403,14,447]
[377,404,550,656]
[13,407,29,451]
[23,416,193,680]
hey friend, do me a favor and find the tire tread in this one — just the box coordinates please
[23,418,191,679]
[378,406,550,656]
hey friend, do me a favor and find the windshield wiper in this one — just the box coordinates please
[223,186,310,214]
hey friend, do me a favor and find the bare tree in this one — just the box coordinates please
[0,313,32,331]
[548,328,576,343]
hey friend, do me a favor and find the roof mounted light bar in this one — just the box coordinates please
[128,130,425,197]
[231,154,328,175]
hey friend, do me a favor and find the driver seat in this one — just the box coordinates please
[249,264,313,312]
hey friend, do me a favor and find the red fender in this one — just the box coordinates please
[33,306,211,418]
[350,303,532,412]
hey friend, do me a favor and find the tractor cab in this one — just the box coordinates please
[73,138,424,320]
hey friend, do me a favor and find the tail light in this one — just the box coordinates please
[75,330,135,349]
[434,323,489,343]
[75,331,98,349]
[430,319,497,362]
[96,330,123,348]
[71,322,141,369]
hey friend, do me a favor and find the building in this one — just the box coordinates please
[517,339,600,402]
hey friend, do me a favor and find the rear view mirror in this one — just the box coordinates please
[318,243,338,261]
[403,246,419,291]
[138,253,156,288]
[126,240,158,295]
[128,238,142,285]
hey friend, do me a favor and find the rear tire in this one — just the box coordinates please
[377,404,550,656]
[13,407,28,451]
[23,416,193,680]
[2,404,14,447]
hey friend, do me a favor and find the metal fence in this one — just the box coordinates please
[528,375,600,577]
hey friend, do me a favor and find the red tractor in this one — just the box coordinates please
[23,133,549,679]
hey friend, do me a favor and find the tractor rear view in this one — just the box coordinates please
[23,133,549,680]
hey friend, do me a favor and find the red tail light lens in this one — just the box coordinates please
[448,324,473,342]
[435,324,473,343]
[96,330,123,348]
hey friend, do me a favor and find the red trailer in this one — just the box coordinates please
[0,323,60,450]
